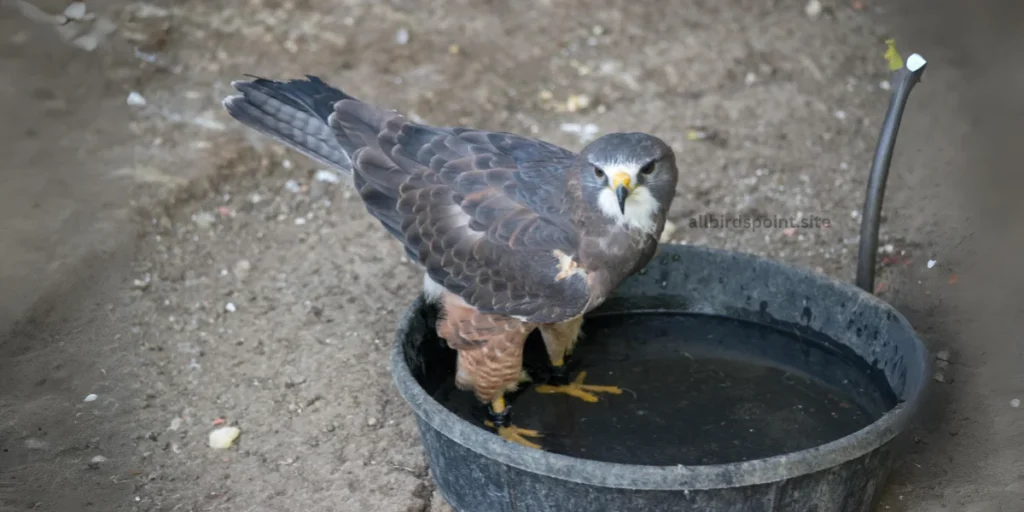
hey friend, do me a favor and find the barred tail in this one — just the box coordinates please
[222,75,355,171]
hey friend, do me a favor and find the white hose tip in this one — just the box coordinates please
[906,54,926,72]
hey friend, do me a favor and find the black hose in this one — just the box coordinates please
[856,53,928,294]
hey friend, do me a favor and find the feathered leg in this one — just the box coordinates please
[438,291,542,449]
[534,316,622,402]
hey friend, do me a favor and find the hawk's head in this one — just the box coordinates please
[579,132,678,234]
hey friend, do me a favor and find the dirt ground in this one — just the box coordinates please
[1,0,1021,511]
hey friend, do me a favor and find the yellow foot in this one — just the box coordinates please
[534,371,623,403]
[484,420,543,449]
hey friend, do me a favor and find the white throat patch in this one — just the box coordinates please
[593,163,661,234]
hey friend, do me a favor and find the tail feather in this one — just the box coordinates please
[222,75,355,171]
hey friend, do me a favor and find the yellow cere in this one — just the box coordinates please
[610,173,632,190]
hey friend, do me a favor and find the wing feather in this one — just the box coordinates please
[326,99,591,323]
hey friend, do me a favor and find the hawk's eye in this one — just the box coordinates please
[593,167,606,180]
[639,161,657,175]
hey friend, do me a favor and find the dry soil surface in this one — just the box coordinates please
[1,0,1021,511]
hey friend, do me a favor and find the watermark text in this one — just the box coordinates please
[688,214,832,230]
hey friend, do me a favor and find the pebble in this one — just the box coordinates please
[367,417,379,427]
[1012,399,1020,408]
[284,180,301,193]
[565,94,591,113]
[295,217,307,226]
[805,0,823,18]
[132,274,151,290]
[168,417,182,431]
[192,212,216,229]
[879,80,892,91]
[24,438,48,450]
[62,2,88,22]
[927,259,937,269]
[395,28,409,45]
[127,91,147,107]
[314,170,341,184]
[224,302,237,313]
[935,350,950,362]
[233,259,252,280]
[84,393,98,402]
[208,426,241,449]
[834,110,848,121]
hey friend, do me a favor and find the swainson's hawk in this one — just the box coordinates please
[223,76,678,448]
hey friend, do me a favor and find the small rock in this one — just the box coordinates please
[834,110,848,121]
[208,426,241,449]
[805,0,823,18]
[927,259,937,269]
[84,394,98,402]
[62,2,88,22]
[935,350,950,362]
[565,94,591,113]
[168,417,182,431]
[879,80,892,91]
[448,44,460,55]
[294,217,307,226]
[233,260,252,280]
[129,3,171,19]
[224,302,237,313]
[284,180,301,193]
[684,127,727,147]
[744,72,758,86]
[1012,398,1020,408]
[367,417,379,427]
[127,91,147,107]
[932,372,947,383]
[87,455,107,469]
[314,169,341,184]
[192,212,216,229]
[132,274,151,290]
[395,28,409,45]
[24,439,48,450]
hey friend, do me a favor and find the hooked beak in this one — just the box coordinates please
[610,172,632,214]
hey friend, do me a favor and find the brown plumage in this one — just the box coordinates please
[222,75,679,449]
